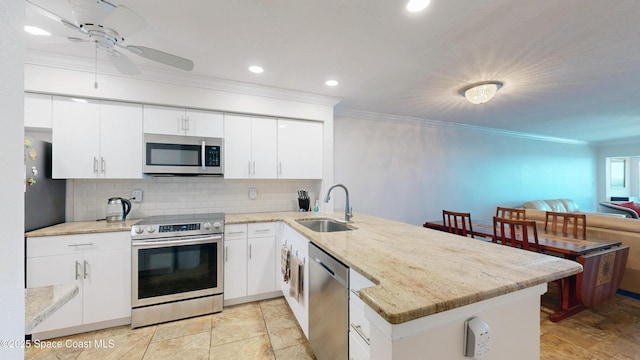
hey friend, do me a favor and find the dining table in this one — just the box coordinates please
[423,219,627,322]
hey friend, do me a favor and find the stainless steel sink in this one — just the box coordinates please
[296,219,356,233]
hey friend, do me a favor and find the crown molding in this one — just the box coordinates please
[335,108,589,145]
[24,49,342,107]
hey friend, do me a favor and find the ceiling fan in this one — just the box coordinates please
[26,0,194,76]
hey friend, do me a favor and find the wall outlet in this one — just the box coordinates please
[132,189,143,203]
[248,187,257,200]
[464,317,490,359]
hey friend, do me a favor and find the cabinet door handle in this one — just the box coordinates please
[254,229,271,233]
[93,157,98,174]
[100,157,105,174]
[226,231,245,235]
[68,243,94,247]
[248,161,251,177]
[75,261,81,280]
[252,161,255,176]
[83,260,89,279]
[249,244,252,259]
[351,323,370,345]
[185,116,190,132]
[278,162,282,176]
[201,141,206,171]
[225,246,228,262]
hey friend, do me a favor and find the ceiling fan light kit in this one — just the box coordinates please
[25,0,195,75]
[460,81,503,105]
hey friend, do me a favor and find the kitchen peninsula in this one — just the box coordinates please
[26,212,581,359]
[226,211,582,360]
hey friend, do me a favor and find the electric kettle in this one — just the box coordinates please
[105,197,132,222]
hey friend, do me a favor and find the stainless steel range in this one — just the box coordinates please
[130,213,224,328]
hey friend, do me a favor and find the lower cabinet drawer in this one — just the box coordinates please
[349,331,370,360]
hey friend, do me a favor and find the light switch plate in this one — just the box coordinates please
[464,317,490,359]
[248,187,257,200]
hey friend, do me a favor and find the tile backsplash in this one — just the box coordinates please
[69,177,322,221]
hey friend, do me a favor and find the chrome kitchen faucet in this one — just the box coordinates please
[325,184,352,222]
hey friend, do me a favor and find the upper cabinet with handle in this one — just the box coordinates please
[224,114,278,179]
[52,96,143,179]
[143,105,223,138]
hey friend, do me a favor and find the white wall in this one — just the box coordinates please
[334,113,597,226]
[0,1,26,358]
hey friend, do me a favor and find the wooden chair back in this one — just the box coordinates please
[495,207,526,220]
[492,216,540,252]
[544,211,587,239]
[442,210,474,238]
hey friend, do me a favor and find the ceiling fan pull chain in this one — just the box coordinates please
[94,45,99,89]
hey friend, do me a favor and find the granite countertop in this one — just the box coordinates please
[226,211,582,324]
[25,219,142,237]
[25,283,79,333]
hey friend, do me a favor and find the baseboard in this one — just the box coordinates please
[617,289,640,300]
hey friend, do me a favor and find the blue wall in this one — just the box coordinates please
[333,114,597,225]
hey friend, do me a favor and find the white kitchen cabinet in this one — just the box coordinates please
[349,269,375,360]
[24,93,52,129]
[277,119,323,179]
[281,224,310,338]
[223,222,277,303]
[52,96,143,179]
[224,114,278,179]
[26,232,131,337]
[143,105,223,138]
[248,222,277,295]
[224,224,248,301]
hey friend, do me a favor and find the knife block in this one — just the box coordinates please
[298,198,310,212]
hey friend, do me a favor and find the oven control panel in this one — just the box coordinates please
[131,214,225,240]
[159,223,201,232]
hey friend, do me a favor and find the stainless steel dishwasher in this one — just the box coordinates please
[309,242,349,360]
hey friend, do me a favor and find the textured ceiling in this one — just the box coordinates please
[24,0,640,144]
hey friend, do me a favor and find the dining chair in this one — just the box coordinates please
[495,207,526,220]
[544,211,587,239]
[493,216,564,307]
[442,210,474,238]
[492,216,540,251]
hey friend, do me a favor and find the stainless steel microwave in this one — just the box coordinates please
[143,134,223,175]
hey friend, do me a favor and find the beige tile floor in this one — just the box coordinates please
[25,297,315,360]
[26,293,640,360]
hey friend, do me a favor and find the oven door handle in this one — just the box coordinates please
[132,235,222,248]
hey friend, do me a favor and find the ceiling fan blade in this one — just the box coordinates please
[26,0,83,33]
[126,45,194,71]
[107,49,141,75]
[103,5,147,38]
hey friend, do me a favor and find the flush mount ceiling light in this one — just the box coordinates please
[325,79,339,87]
[248,65,264,74]
[460,81,503,105]
[406,0,431,12]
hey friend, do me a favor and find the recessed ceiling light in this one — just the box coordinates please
[24,25,51,36]
[249,65,264,74]
[325,80,339,87]
[406,0,431,12]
